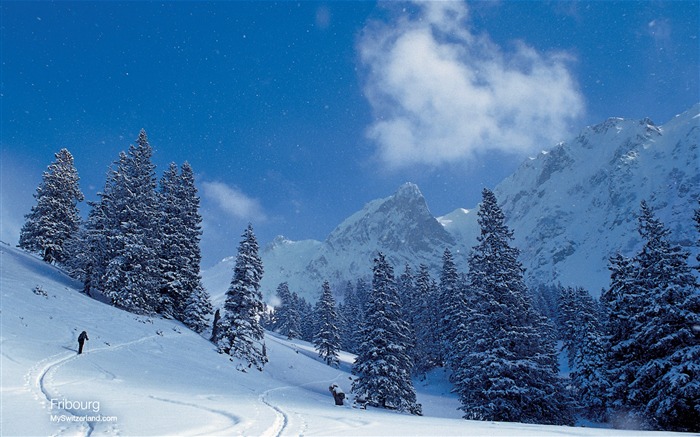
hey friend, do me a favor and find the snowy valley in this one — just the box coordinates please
[0,243,689,436]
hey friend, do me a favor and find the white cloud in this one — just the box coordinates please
[201,181,266,222]
[358,1,585,168]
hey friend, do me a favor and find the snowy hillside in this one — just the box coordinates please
[205,105,699,302]
[1,243,689,436]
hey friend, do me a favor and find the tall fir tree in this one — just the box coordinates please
[352,253,422,415]
[19,148,84,264]
[413,264,440,374]
[157,161,210,325]
[178,162,212,331]
[339,281,363,353]
[454,188,572,425]
[397,264,419,368]
[218,224,267,370]
[273,282,301,340]
[294,292,315,342]
[101,131,161,313]
[601,252,639,420]
[437,248,461,368]
[157,162,186,317]
[562,286,609,422]
[625,201,699,431]
[313,281,341,367]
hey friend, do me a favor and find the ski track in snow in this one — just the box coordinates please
[148,395,242,436]
[26,333,164,436]
[259,387,290,437]
[260,334,357,436]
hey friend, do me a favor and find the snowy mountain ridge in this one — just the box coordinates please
[204,104,699,303]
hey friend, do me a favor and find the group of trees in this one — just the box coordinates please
[559,200,699,432]
[271,189,573,422]
[19,134,272,370]
[19,133,212,333]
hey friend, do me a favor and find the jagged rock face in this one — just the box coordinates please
[489,105,699,293]
[257,182,457,300]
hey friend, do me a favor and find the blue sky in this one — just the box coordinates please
[2,1,698,267]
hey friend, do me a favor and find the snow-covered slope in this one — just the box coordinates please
[1,243,686,436]
[210,105,698,302]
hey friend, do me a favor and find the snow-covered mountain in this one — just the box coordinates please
[205,182,462,304]
[204,105,699,303]
[489,104,700,293]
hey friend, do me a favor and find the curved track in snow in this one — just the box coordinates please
[26,333,163,436]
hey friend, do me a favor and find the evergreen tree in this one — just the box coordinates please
[178,162,210,323]
[352,253,422,415]
[101,131,161,313]
[602,252,639,420]
[437,248,461,367]
[273,282,301,339]
[339,281,363,353]
[313,281,341,367]
[413,264,440,374]
[19,148,84,264]
[158,161,210,324]
[218,224,267,370]
[293,292,315,342]
[157,162,185,317]
[454,188,572,425]
[397,264,419,367]
[626,201,699,431]
[183,284,213,334]
[561,286,609,422]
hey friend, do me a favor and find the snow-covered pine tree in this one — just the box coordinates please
[625,201,700,431]
[397,264,419,368]
[601,252,639,421]
[437,248,461,368]
[273,282,301,340]
[557,285,578,368]
[76,182,114,296]
[101,131,161,313]
[339,281,362,353]
[157,162,186,318]
[218,224,267,370]
[453,188,572,425]
[352,253,422,415]
[19,148,84,264]
[294,292,315,342]
[567,287,609,422]
[183,284,213,334]
[413,264,440,374]
[157,161,210,326]
[177,162,210,326]
[313,280,341,367]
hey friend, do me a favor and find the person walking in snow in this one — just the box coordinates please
[78,331,89,354]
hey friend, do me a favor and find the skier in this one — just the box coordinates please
[78,331,89,354]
